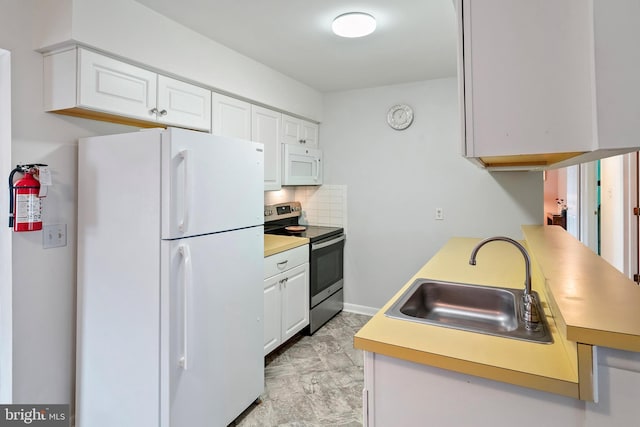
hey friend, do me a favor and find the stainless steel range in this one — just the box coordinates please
[264,201,345,334]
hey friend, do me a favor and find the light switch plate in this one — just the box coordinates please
[43,224,67,249]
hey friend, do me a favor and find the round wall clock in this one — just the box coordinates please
[387,104,414,130]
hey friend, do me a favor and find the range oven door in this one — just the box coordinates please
[310,234,345,307]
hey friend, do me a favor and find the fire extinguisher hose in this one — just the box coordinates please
[8,167,20,228]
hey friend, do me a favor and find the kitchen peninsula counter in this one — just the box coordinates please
[354,235,581,398]
[522,225,640,351]
[354,225,640,426]
[264,234,309,257]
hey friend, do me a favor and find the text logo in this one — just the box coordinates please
[0,405,68,427]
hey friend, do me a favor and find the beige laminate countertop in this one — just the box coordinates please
[264,234,309,257]
[523,225,640,352]
[354,236,581,398]
[355,226,640,399]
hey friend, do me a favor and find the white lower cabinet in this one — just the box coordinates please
[363,348,640,427]
[263,246,309,355]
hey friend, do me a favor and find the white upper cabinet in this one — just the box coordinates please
[458,0,640,169]
[252,105,282,191]
[282,114,319,148]
[211,92,251,140]
[44,47,211,131]
[77,48,157,120]
[156,75,211,131]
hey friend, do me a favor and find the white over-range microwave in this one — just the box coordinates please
[282,144,323,186]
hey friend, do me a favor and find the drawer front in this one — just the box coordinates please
[264,244,308,278]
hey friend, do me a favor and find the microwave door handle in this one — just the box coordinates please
[314,157,320,181]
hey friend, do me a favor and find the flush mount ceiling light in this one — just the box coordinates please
[332,12,377,38]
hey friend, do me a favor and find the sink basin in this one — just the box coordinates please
[384,279,553,344]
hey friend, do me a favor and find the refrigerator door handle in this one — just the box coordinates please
[178,244,191,370]
[178,149,190,234]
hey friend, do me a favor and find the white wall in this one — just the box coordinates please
[34,0,323,122]
[601,155,625,272]
[0,49,13,403]
[321,79,543,310]
[543,169,559,218]
[566,165,580,236]
[2,1,138,408]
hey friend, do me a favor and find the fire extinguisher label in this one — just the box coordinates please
[15,193,42,222]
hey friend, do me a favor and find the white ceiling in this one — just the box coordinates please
[133,0,458,93]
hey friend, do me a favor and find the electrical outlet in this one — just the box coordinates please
[43,224,67,249]
[435,208,444,220]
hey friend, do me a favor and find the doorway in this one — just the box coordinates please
[0,48,13,403]
[544,154,640,282]
[569,153,639,282]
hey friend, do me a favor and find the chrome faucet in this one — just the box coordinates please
[468,236,540,330]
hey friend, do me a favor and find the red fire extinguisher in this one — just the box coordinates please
[8,164,47,232]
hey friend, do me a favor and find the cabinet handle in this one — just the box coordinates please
[159,109,168,117]
[149,107,159,116]
[277,260,288,269]
[299,139,306,144]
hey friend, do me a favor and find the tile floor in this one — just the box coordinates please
[231,311,371,427]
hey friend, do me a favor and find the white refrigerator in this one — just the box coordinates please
[76,128,264,427]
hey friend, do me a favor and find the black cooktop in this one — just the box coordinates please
[266,224,343,243]
[264,201,344,243]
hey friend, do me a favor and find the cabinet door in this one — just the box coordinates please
[78,48,157,121]
[263,274,282,355]
[301,121,319,148]
[461,0,593,158]
[282,114,302,145]
[212,92,251,140]
[282,114,319,148]
[281,263,309,341]
[157,75,211,131]
[252,105,282,191]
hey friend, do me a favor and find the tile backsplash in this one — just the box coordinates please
[295,185,347,230]
[264,188,296,205]
[264,185,348,231]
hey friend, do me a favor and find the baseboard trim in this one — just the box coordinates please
[343,303,379,317]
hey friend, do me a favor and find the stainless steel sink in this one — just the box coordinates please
[384,279,553,344]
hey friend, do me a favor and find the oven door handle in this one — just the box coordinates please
[311,234,345,251]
